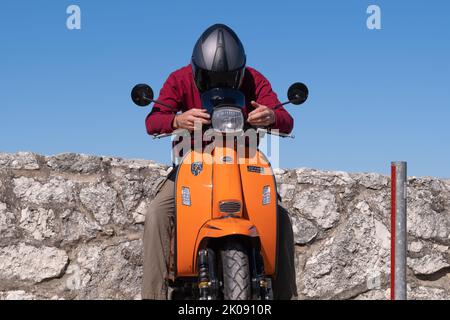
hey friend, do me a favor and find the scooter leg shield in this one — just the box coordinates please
[238,148,278,276]
[175,150,214,277]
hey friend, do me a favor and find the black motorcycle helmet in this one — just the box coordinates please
[192,24,246,93]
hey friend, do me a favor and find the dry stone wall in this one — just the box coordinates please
[0,152,449,300]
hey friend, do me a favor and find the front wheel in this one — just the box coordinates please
[220,241,251,300]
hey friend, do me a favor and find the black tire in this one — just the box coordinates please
[220,241,251,300]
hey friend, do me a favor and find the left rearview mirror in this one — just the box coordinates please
[131,84,154,107]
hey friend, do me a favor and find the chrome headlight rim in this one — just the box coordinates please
[211,106,244,133]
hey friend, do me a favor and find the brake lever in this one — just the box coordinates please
[152,133,173,140]
[256,128,295,139]
[152,129,190,140]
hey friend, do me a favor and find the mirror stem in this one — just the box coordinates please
[142,96,176,110]
[272,101,291,110]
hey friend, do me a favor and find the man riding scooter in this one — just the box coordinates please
[142,23,297,300]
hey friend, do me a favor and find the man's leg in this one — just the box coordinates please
[142,178,175,300]
[272,205,298,300]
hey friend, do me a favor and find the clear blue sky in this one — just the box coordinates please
[1,1,449,178]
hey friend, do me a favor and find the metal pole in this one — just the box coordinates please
[391,161,407,300]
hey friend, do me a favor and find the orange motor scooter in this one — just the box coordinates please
[131,82,308,300]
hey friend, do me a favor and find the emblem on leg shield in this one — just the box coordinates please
[191,162,203,176]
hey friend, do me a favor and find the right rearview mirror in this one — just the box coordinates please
[287,82,309,105]
[131,84,154,107]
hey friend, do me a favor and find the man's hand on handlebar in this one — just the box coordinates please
[170,102,277,132]
[172,108,211,131]
[247,101,276,127]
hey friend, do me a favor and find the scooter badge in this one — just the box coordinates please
[191,162,203,176]
[222,156,233,163]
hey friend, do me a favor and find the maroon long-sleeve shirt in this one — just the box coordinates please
[145,64,293,135]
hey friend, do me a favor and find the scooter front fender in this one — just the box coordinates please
[197,218,259,240]
[191,218,260,276]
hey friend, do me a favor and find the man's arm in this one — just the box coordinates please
[247,72,294,134]
[145,73,182,135]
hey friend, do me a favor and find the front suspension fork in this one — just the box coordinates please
[197,249,220,300]
[251,247,273,300]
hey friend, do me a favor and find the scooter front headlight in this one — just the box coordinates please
[211,107,244,133]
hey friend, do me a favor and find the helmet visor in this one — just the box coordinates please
[194,66,245,93]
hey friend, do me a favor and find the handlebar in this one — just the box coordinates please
[152,128,295,139]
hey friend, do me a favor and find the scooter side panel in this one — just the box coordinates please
[238,149,277,275]
[176,150,213,276]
